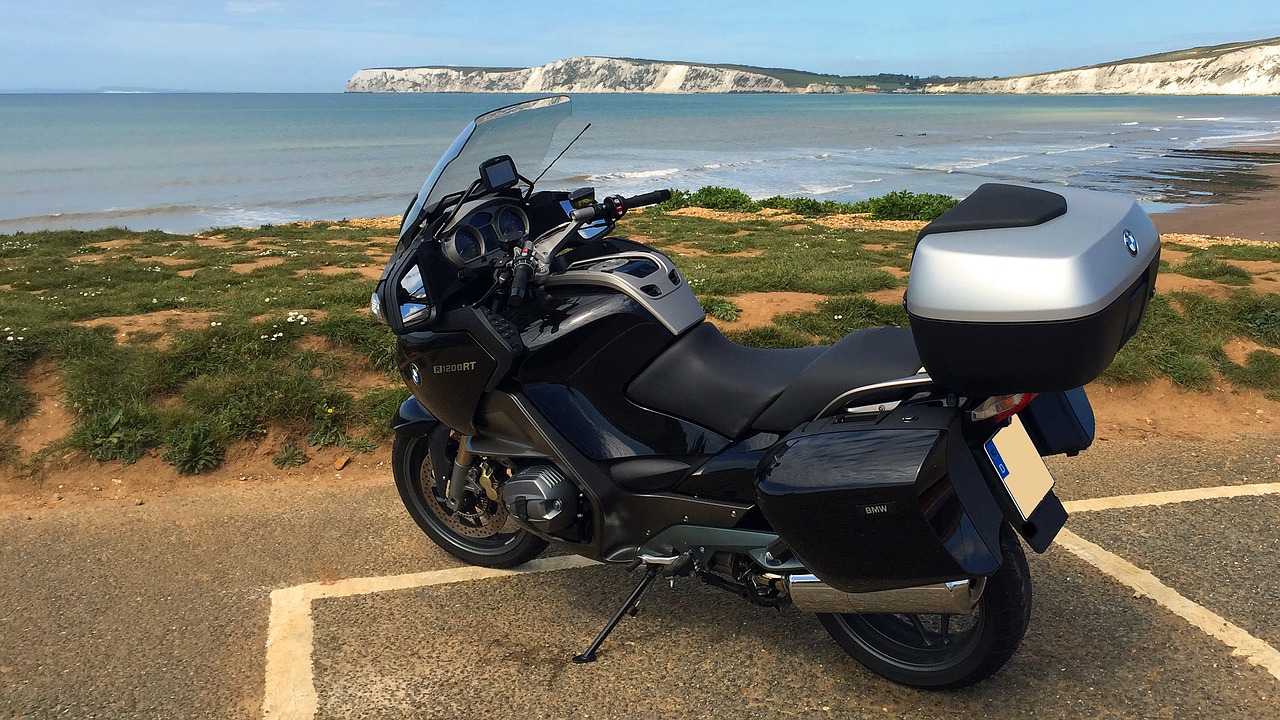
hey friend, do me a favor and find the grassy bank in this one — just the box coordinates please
[2,190,1279,480]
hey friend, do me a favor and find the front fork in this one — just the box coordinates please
[444,436,474,512]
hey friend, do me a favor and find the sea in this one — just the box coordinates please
[2,92,1279,235]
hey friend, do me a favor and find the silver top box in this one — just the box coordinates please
[906,185,1160,324]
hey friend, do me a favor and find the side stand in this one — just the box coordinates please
[572,564,661,664]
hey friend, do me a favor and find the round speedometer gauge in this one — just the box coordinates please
[451,225,483,264]
[497,206,528,238]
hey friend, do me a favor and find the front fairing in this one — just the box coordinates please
[398,95,576,244]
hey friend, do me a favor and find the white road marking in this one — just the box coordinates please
[261,483,1280,717]
[262,555,597,719]
[1056,528,1280,681]
[1062,482,1280,513]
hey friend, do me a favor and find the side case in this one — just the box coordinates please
[755,405,1005,593]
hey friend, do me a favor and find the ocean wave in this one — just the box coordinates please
[588,168,680,181]
[1180,116,1227,121]
[1119,122,1140,126]
[799,179,882,195]
[916,154,1030,173]
[1045,143,1114,155]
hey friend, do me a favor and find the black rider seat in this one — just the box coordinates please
[626,322,922,439]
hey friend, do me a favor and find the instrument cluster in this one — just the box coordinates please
[440,201,529,269]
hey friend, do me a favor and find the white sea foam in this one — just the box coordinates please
[588,167,680,181]
[1119,121,1140,126]
[1045,143,1114,155]
[799,179,882,195]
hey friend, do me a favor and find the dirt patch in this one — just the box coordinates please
[1155,273,1233,300]
[192,237,238,248]
[863,287,907,304]
[1228,259,1280,275]
[2,362,75,455]
[229,256,284,274]
[879,266,909,279]
[137,256,198,268]
[89,239,141,250]
[664,243,764,259]
[1088,378,1280,441]
[814,215,929,232]
[0,438,390,514]
[711,292,826,329]
[1160,249,1191,264]
[668,207,804,223]
[1160,232,1277,249]
[339,217,401,230]
[1223,337,1280,365]
[298,266,383,280]
[781,224,809,231]
[75,310,221,347]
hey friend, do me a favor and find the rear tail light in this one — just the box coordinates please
[969,393,1038,423]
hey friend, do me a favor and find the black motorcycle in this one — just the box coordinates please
[372,96,1160,688]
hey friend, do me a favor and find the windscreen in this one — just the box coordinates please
[399,96,576,240]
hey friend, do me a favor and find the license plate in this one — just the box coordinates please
[984,415,1055,521]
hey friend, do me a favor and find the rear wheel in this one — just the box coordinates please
[817,527,1032,689]
[393,426,547,568]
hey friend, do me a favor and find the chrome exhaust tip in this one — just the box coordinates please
[785,574,986,615]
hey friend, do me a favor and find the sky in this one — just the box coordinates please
[3,1,1279,92]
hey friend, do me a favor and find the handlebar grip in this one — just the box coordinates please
[508,242,535,307]
[622,189,672,208]
[569,205,600,224]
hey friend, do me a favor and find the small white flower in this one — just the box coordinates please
[260,334,269,339]
[834,314,844,320]
[5,336,12,341]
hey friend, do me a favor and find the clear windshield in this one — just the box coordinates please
[399,95,576,239]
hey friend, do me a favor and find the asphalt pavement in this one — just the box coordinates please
[2,435,1278,719]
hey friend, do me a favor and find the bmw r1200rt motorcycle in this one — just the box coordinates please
[372,96,1160,688]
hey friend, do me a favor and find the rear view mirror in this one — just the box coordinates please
[374,239,437,334]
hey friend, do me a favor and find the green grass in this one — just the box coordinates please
[2,206,1277,477]
[1173,253,1254,285]
[0,222,402,475]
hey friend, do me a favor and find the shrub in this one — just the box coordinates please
[71,405,161,465]
[699,297,742,322]
[866,191,958,221]
[687,186,759,213]
[163,421,225,474]
[272,442,310,469]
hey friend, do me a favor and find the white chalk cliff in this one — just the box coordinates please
[345,56,854,94]
[928,37,1280,95]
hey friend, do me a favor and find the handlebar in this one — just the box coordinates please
[569,189,672,224]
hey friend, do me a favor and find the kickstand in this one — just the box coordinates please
[572,564,662,664]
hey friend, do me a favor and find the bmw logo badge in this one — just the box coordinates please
[1123,230,1139,257]
[408,363,420,385]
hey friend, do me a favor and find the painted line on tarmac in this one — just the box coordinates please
[1056,528,1280,682]
[1062,482,1280,513]
[262,554,598,720]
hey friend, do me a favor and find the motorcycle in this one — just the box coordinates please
[372,96,1160,688]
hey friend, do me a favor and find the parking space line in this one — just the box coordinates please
[1062,482,1280,513]
[1055,528,1280,681]
[262,483,1280,717]
[262,555,598,720]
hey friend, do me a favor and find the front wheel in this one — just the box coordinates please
[393,426,547,568]
[816,527,1032,689]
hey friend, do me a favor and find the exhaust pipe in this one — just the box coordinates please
[785,574,986,615]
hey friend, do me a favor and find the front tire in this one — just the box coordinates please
[393,427,547,568]
[816,527,1032,689]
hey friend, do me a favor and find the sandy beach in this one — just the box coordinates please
[1153,143,1280,242]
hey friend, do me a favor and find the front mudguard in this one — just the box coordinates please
[392,395,439,438]
[391,395,451,496]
